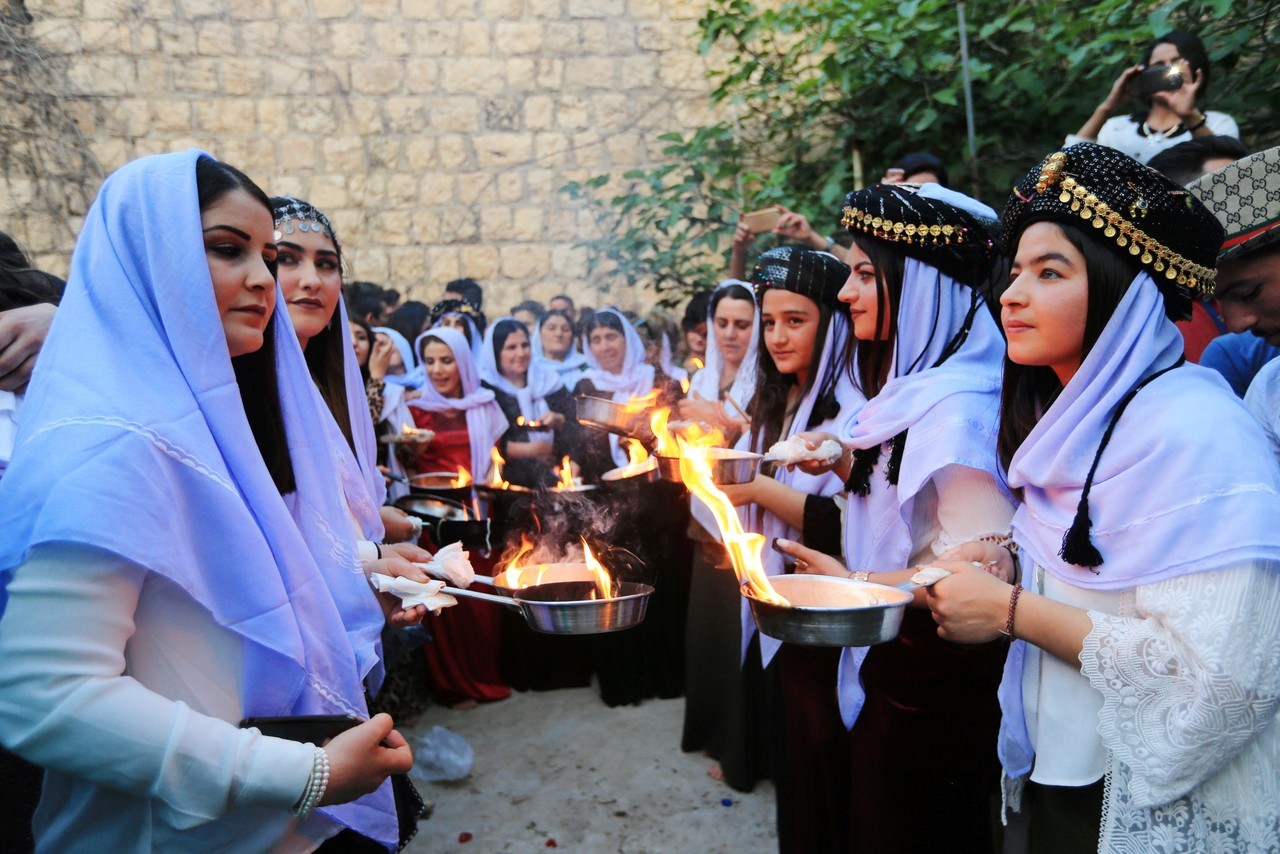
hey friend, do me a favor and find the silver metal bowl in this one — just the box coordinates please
[656,449,763,485]
[575,394,650,438]
[600,458,660,487]
[744,574,913,647]
[444,580,653,635]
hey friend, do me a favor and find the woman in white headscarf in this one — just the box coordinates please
[406,326,512,707]
[478,317,574,488]
[677,279,764,791]
[568,307,688,706]
[568,307,682,482]
[532,308,589,391]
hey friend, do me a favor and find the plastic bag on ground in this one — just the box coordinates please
[412,725,474,782]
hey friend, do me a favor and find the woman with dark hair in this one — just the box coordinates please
[428,298,485,359]
[478,317,573,489]
[0,152,425,850]
[407,327,512,707]
[775,184,1013,852]
[717,246,859,851]
[929,144,1280,852]
[1069,30,1238,164]
[532,308,588,390]
[384,299,431,345]
[271,196,421,548]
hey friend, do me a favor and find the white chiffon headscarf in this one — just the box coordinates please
[581,307,657,467]
[478,317,563,445]
[687,279,759,410]
[408,326,509,480]
[531,311,589,390]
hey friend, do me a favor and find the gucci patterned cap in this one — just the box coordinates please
[840,182,1000,288]
[750,245,849,310]
[1003,142,1223,320]
[1187,145,1280,263]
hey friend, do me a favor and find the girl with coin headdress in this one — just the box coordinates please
[928,143,1280,852]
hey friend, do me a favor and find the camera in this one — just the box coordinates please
[1132,64,1185,98]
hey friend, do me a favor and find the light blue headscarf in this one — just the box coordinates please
[0,151,396,845]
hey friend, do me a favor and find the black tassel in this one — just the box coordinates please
[1059,494,1104,569]
[885,431,908,486]
[846,446,880,496]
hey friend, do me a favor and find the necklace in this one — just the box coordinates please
[1140,120,1185,142]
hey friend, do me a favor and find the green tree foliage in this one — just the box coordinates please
[564,0,1279,303]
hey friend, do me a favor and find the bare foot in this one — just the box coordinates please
[706,763,724,781]
[449,699,479,711]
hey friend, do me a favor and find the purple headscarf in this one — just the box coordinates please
[0,151,396,844]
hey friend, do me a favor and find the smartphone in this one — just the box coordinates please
[741,207,781,233]
[1132,64,1184,98]
[239,714,362,745]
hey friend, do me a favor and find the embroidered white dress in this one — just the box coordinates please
[1025,558,1280,852]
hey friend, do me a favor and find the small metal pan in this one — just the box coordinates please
[743,572,944,647]
[442,580,653,634]
[600,458,660,488]
[655,449,767,485]
[575,394,651,439]
[408,471,473,504]
[393,494,492,550]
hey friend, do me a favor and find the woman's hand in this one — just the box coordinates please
[1102,64,1145,113]
[318,714,414,807]
[367,553,433,626]
[732,219,757,249]
[937,538,1016,584]
[677,397,736,434]
[540,412,566,431]
[787,430,847,476]
[773,208,821,247]
[368,335,394,381]
[380,506,419,543]
[772,537,849,577]
[717,478,758,507]
[925,562,1013,644]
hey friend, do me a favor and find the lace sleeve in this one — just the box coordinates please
[1081,561,1280,809]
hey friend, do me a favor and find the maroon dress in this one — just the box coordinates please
[411,408,511,706]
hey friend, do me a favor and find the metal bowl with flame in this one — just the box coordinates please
[393,494,491,550]
[656,448,761,485]
[744,573,933,647]
[445,580,654,634]
[486,562,597,596]
[601,457,660,487]
[575,394,652,439]
[408,471,473,504]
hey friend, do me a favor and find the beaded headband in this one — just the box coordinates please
[272,197,340,256]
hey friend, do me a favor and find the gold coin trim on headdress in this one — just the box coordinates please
[840,207,966,246]
[1017,151,1216,296]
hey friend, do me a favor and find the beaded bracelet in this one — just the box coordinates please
[291,746,331,818]
[1001,583,1023,639]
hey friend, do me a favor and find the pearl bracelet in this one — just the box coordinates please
[291,746,331,818]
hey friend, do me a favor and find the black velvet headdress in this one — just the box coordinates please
[750,245,849,310]
[1002,142,1223,321]
[840,183,999,288]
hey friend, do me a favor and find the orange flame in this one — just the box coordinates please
[620,389,659,414]
[678,436,787,606]
[401,421,420,435]
[451,466,472,488]
[691,356,705,371]
[486,447,509,489]
[680,377,691,394]
[626,439,650,468]
[516,415,526,427]
[582,538,614,599]
[554,455,578,490]
[650,407,678,457]
[500,534,547,588]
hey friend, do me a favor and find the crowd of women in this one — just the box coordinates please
[0,26,1278,854]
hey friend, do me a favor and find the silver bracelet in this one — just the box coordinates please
[291,746,331,818]
[847,570,870,582]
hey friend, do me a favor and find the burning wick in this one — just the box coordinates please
[487,447,509,489]
[451,466,472,488]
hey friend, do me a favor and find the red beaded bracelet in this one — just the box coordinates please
[1002,583,1023,638]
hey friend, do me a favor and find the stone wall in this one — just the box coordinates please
[0,0,720,310]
